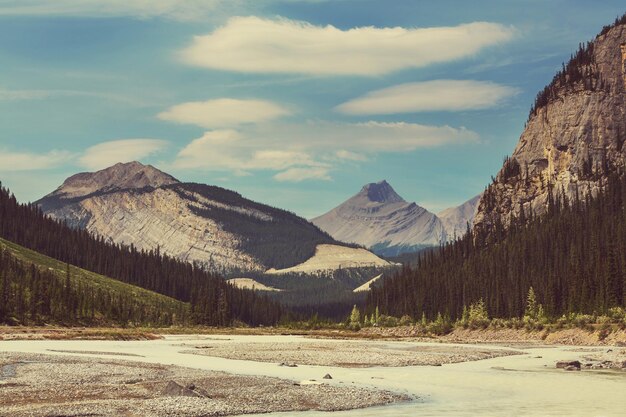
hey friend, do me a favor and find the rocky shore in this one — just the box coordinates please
[185,339,521,367]
[555,347,626,371]
[0,352,409,416]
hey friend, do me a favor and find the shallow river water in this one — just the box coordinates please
[0,335,624,417]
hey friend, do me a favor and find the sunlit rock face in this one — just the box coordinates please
[37,162,347,273]
[474,23,626,233]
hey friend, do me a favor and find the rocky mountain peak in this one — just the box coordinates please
[474,16,626,234]
[359,180,405,204]
[45,161,180,200]
[312,181,448,256]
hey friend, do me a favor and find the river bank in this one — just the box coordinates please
[2,325,625,346]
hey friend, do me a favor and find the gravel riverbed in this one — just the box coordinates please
[0,352,409,416]
[184,339,522,367]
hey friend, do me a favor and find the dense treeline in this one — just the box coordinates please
[528,12,626,119]
[238,267,393,320]
[368,171,626,321]
[0,184,282,326]
[0,248,182,326]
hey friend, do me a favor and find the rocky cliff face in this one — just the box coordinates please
[474,19,626,233]
[311,181,447,256]
[37,162,343,273]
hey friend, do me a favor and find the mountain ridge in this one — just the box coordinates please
[312,180,480,256]
[48,161,179,200]
[36,162,385,274]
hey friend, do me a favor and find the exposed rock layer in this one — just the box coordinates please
[474,22,626,231]
[37,162,347,273]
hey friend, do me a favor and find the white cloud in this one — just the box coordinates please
[274,167,331,182]
[335,150,367,161]
[0,0,228,21]
[157,98,290,128]
[0,149,72,171]
[336,80,521,114]
[180,16,515,76]
[173,121,478,181]
[79,139,168,170]
[174,130,324,173]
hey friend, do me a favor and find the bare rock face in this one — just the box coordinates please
[37,162,340,273]
[44,186,265,272]
[474,21,626,233]
[46,161,179,201]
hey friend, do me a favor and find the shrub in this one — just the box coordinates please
[467,299,490,329]
[607,307,626,323]
[428,312,452,335]
[399,315,413,326]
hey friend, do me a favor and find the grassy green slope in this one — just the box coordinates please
[0,237,189,316]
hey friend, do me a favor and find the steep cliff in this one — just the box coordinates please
[474,16,626,234]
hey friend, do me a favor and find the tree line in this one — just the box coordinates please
[0,184,282,326]
[0,248,185,326]
[528,11,626,120]
[367,170,626,321]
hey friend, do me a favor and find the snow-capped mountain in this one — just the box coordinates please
[37,162,390,274]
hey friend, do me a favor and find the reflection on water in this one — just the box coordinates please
[0,335,624,417]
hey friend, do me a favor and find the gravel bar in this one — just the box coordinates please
[0,352,409,416]
[185,339,522,367]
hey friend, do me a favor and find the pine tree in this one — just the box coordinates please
[349,305,361,330]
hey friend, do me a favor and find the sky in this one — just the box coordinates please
[0,0,624,218]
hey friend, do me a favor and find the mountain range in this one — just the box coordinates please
[311,180,480,256]
[37,162,392,275]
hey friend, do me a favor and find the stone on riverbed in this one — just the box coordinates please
[162,380,207,398]
[556,360,581,370]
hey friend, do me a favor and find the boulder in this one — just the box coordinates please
[556,360,581,369]
[162,381,205,398]
[279,362,298,368]
[323,374,333,380]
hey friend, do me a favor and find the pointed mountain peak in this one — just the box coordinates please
[359,180,405,203]
[42,161,180,201]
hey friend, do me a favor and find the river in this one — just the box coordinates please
[0,335,624,416]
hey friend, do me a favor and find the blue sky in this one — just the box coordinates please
[0,0,624,218]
